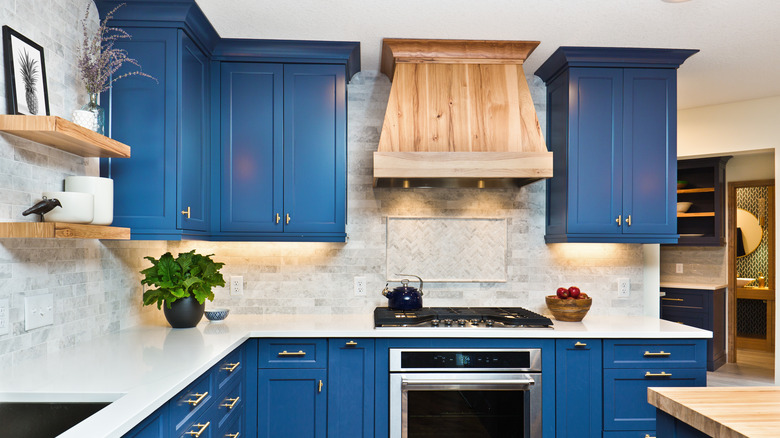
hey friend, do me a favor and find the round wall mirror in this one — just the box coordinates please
[736,208,763,257]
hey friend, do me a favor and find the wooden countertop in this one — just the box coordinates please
[648,386,780,438]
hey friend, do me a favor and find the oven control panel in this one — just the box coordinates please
[390,348,542,372]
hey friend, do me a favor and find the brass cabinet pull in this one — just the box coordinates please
[645,371,673,378]
[275,213,281,224]
[221,396,240,410]
[318,380,323,393]
[644,351,671,357]
[185,422,210,437]
[574,341,587,347]
[661,298,684,302]
[185,392,208,406]
[286,213,291,224]
[645,435,656,438]
[278,350,306,357]
[221,362,240,372]
[616,215,622,226]
[226,433,240,438]
[346,341,358,347]
[626,215,632,226]
[181,206,191,218]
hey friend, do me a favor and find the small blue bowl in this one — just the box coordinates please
[205,308,229,322]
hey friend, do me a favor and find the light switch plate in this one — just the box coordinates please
[0,298,9,336]
[25,294,54,331]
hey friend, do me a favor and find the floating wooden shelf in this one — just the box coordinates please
[0,222,130,239]
[677,212,715,218]
[0,115,131,158]
[677,187,715,194]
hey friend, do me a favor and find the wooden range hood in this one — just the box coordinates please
[374,39,553,188]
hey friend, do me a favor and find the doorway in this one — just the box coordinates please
[727,180,775,368]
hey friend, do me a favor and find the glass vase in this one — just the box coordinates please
[79,92,105,135]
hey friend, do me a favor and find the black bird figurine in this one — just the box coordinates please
[22,197,62,221]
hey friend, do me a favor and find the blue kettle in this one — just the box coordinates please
[382,274,424,310]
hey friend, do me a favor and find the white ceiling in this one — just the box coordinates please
[195,0,780,109]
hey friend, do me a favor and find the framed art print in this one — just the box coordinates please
[3,25,50,115]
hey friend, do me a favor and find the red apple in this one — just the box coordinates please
[556,287,568,299]
[579,293,589,299]
[568,286,581,299]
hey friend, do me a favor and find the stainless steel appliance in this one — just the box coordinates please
[389,348,542,438]
[374,307,553,328]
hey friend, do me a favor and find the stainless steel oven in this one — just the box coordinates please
[389,348,542,438]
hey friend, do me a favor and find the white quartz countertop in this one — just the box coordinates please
[0,313,711,438]
[660,282,728,290]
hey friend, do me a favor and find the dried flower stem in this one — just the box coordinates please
[77,2,157,94]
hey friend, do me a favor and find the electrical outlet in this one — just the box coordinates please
[25,294,53,331]
[676,263,684,274]
[0,298,9,336]
[618,278,630,298]
[354,276,367,296]
[230,276,243,296]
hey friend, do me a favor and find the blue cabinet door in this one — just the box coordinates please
[102,27,177,232]
[566,68,623,235]
[283,64,346,234]
[178,32,209,232]
[327,339,375,438]
[555,339,602,438]
[622,68,676,236]
[258,368,327,438]
[219,62,284,233]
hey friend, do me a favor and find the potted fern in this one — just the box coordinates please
[141,250,226,328]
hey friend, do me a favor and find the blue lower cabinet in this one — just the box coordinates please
[603,368,705,432]
[555,339,602,438]
[123,404,168,438]
[258,368,327,438]
[327,339,375,438]
[656,409,709,438]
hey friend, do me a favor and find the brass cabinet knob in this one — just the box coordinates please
[286,213,291,225]
[275,213,280,224]
[318,379,323,393]
[616,214,622,226]
[626,214,632,226]
[181,206,191,218]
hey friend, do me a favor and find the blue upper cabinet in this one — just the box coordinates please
[214,63,347,241]
[283,64,346,235]
[100,28,210,240]
[536,47,697,244]
[219,62,284,233]
[96,0,359,242]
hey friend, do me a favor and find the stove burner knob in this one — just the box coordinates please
[431,319,440,327]
[457,319,468,326]
[443,319,453,326]
[485,320,494,327]
[470,319,481,326]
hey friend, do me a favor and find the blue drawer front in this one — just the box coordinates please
[604,339,706,369]
[170,372,214,434]
[603,368,705,431]
[259,339,327,368]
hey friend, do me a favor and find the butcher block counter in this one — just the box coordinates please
[648,386,780,438]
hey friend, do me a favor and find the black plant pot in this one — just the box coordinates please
[163,296,205,328]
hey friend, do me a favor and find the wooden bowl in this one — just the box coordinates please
[545,296,592,322]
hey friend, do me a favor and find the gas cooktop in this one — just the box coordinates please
[374,307,553,328]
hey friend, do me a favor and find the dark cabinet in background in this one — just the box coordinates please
[675,156,731,246]
[660,286,726,371]
[535,47,698,244]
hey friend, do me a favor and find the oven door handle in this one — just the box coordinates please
[402,377,535,390]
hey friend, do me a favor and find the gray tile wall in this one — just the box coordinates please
[0,5,648,369]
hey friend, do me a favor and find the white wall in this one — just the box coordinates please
[676,96,780,384]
